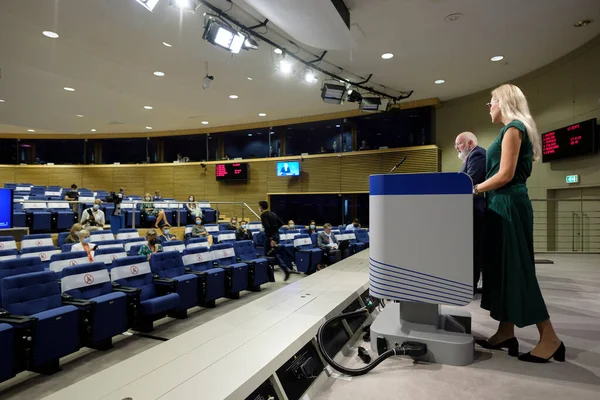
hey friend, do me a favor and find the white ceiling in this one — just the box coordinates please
[0,0,598,134]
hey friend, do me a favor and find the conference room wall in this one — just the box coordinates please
[436,34,600,198]
[0,146,439,220]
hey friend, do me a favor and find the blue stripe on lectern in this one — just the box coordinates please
[370,257,472,290]
[369,172,472,195]
[369,280,465,306]
[368,287,421,304]
[369,274,470,304]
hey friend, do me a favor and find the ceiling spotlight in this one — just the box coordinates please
[27,129,35,132]
[170,0,195,11]
[163,41,172,47]
[229,94,239,99]
[360,97,381,112]
[278,58,294,75]
[490,55,504,62]
[202,75,214,89]
[144,105,153,109]
[203,18,245,54]
[247,77,253,80]
[64,87,75,92]
[136,0,159,12]
[42,31,59,39]
[302,68,318,83]
[243,37,259,51]
[153,71,165,76]
[146,126,153,130]
[381,53,394,60]
[274,48,283,55]
[347,89,363,103]
[0,99,5,103]
[258,113,267,117]
[201,121,209,125]
[90,129,96,132]
[444,13,463,22]
[574,19,593,28]
[76,114,83,117]
[321,82,346,104]
[434,79,445,84]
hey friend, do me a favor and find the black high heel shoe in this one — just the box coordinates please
[475,337,519,357]
[518,342,565,363]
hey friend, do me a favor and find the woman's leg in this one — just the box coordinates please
[155,210,170,227]
[529,319,561,357]
[488,321,515,344]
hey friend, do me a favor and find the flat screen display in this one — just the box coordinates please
[0,189,13,229]
[215,163,248,181]
[541,118,597,163]
[276,161,300,177]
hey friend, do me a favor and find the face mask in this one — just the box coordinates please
[83,237,91,243]
[310,224,315,229]
[196,220,202,225]
[354,224,359,227]
[241,224,246,229]
[189,197,194,202]
[232,220,237,225]
[289,224,295,229]
[164,229,170,235]
[149,238,157,245]
[93,204,100,210]
[145,197,151,201]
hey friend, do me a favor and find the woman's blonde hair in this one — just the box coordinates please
[70,223,83,235]
[146,229,157,238]
[491,84,541,161]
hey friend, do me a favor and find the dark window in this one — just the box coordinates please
[102,138,146,164]
[223,128,269,159]
[0,139,18,164]
[163,135,207,163]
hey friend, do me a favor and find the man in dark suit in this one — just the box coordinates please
[259,200,290,281]
[456,132,486,293]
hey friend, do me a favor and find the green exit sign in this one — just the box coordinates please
[566,175,579,184]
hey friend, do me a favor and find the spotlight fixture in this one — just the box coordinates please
[203,18,245,54]
[302,68,318,83]
[574,19,593,28]
[136,0,159,12]
[347,89,363,103]
[76,114,83,117]
[163,41,172,47]
[258,113,267,117]
[27,129,35,132]
[146,126,153,130]
[229,94,239,99]
[490,55,504,62]
[201,121,209,125]
[42,31,59,39]
[153,71,165,77]
[360,97,381,112]
[381,53,394,60]
[91,129,96,132]
[0,99,5,103]
[144,105,153,110]
[64,87,75,92]
[434,79,445,84]
[202,75,214,89]
[274,48,283,54]
[277,58,294,75]
[243,36,259,51]
[247,77,253,80]
[321,82,346,104]
[170,0,196,11]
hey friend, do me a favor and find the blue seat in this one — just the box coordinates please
[11,203,27,228]
[0,249,19,262]
[62,243,75,252]
[185,237,209,249]
[216,230,236,244]
[22,203,52,232]
[0,236,18,253]
[49,251,90,276]
[121,203,140,228]
[149,251,198,315]
[162,240,186,253]
[0,323,15,383]
[129,244,144,257]
[182,247,225,308]
[355,229,370,248]
[20,245,60,267]
[343,230,366,254]
[116,229,140,240]
[233,240,272,289]
[218,222,231,231]
[1,271,80,374]
[47,202,76,230]
[200,208,216,224]
[210,243,248,299]
[184,225,194,239]
[93,246,127,266]
[21,234,54,250]
[62,262,128,349]
[57,232,71,248]
[124,238,146,255]
[0,258,45,308]
[111,256,180,332]
[90,230,115,242]
[292,234,323,274]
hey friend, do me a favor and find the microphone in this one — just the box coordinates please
[390,157,407,173]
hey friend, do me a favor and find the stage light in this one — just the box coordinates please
[278,58,294,75]
[360,97,381,112]
[136,0,160,12]
[347,89,363,103]
[302,68,318,83]
[203,18,246,54]
[321,83,346,104]
[170,0,195,10]
[243,37,259,50]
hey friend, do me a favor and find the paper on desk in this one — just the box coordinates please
[325,365,353,382]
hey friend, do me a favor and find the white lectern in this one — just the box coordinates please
[369,172,474,366]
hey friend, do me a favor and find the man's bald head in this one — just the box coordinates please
[455,132,478,161]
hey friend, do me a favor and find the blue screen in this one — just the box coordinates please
[0,189,13,229]
[276,161,300,177]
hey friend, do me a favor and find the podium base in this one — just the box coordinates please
[370,302,474,366]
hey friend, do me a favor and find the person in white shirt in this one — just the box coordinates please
[71,229,96,262]
[80,199,105,232]
[345,218,361,231]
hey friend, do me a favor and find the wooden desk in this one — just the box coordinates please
[44,252,370,400]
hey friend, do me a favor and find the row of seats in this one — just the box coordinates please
[0,241,274,383]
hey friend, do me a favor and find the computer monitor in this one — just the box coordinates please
[276,161,300,177]
[0,189,13,229]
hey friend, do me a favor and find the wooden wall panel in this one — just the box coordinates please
[114,167,146,197]
[340,154,382,192]
[173,165,206,201]
[301,158,341,193]
[145,166,174,198]
[83,167,114,193]
[48,167,83,189]
[0,167,15,186]
[14,167,49,186]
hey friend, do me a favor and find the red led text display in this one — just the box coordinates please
[541,119,597,163]
[215,163,248,181]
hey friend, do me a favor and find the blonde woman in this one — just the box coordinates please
[71,229,95,262]
[65,223,83,244]
[474,84,563,363]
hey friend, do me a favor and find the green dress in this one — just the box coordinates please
[481,120,549,328]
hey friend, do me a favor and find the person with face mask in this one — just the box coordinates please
[65,223,83,244]
[285,220,296,230]
[187,194,202,221]
[80,199,105,232]
[455,131,487,294]
[345,218,361,231]
[191,216,213,246]
[71,229,96,262]
[158,225,176,243]
[235,219,253,241]
[141,192,170,229]
[138,229,163,261]
[226,216,238,231]
[307,220,318,234]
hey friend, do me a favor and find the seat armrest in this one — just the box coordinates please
[62,294,95,308]
[112,286,142,296]
[153,277,177,296]
[0,309,37,327]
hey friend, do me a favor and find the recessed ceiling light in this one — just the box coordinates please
[434,79,446,84]
[336,124,340,127]
[381,53,394,60]
[229,94,239,99]
[201,121,209,125]
[0,99,4,103]
[258,113,266,117]
[27,129,35,132]
[144,106,153,110]
[42,31,59,39]
[574,19,593,28]
[64,87,75,92]
[444,13,463,22]
[146,126,153,130]
[490,55,504,62]
[163,42,172,47]
[247,77,253,80]
[274,48,283,54]
[91,129,96,132]
[76,114,84,117]
[248,133,253,137]
[153,71,165,77]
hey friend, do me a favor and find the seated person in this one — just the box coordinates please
[284,220,296,230]
[317,223,346,265]
[80,199,105,232]
[225,216,238,231]
[138,229,163,260]
[65,223,83,244]
[345,218,361,231]
[157,225,176,243]
[153,190,162,201]
[64,183,79,211]
[187,194,202,220]
[191,216,214,246]
[141,192,170,228]
[279,163,292,176]
[235,220,253,241]
[71,229,96,262]
[307,220,318,235]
